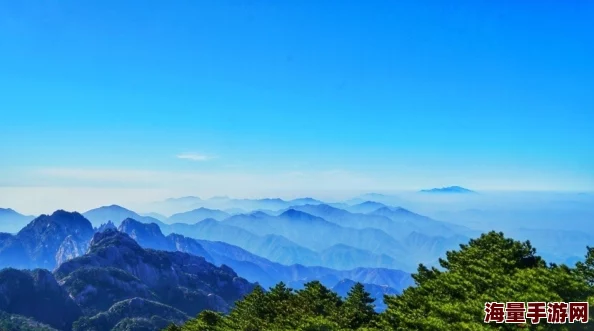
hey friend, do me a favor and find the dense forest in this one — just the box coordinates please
[165,231,594,330]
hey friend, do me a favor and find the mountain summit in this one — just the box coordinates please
[419,186,475,194]
[83,205,169,229]
[54,229,254,330]
[0,210,94,270]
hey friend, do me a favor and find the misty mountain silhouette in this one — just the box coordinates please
[0,208,35,234]
[419,186,475,194]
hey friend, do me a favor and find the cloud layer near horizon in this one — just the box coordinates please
[0,166,591,215]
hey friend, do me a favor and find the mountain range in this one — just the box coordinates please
[148,196,325,216]
[82,205,170,228]
[0,209,415,329]
[2,192,585,330]
[117,218,414,293]
[168,207,231,223]
[0,210,94,270]
[0,208,34,234]
[1,202,476,273]
[1,228,254,331]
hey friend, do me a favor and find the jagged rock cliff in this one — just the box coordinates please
[0,268,83,330]
[0,210,94,270]
[54,229,254,328]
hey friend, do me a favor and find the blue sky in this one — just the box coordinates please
[0,1,593,211]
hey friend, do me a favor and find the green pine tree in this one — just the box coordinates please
[381,231,591,330]
[168,231,594,331]
[224,285,271,331]
[339,282,377,329]
[295,281,343,321]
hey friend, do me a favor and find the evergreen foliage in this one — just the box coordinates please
[168,231,594,330]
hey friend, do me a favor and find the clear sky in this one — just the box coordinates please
[0,1,593,213]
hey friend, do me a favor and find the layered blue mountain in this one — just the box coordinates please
[214,205,472,271]
[288,204,420,239]
[117,218,414,293]
[163,218,322,267]
[83,205,170,229]
[345,193,409,206]
[2,203,472,273]
[55,229,254,330]
[505,228,594,265]
[164,215,409,270]
[0,208,34,233]
[150,196,325,215]
[403,231,469,265]
[168,207,231,223]
[368,206,476,238]
[141,212,169,222]
[0,223,256,331]
[0,210,94,269]
[345,201,389,214]
[419,186,476,194]
[223,209,409,263]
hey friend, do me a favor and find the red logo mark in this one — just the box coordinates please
[505,302,526,323]
[568,302,589,323]
[547,302,568,324]
[526,302,547,324]
[484,302,505,323]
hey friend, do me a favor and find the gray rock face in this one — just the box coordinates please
[96,221,117,233]
[0,268,83,330]
[55,230,255,317]
[73,297,190,331]
[1,228,256,330]
[59,267,158,316]
[118,218,171,251]
[167,233,214,262]
[3,210,95,270]
[55,235,89,267]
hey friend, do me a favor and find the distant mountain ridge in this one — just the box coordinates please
[158,205,472,272]
[223,209,411,266]
[346,201,388,214]
[149,196,325,215]
[55,229,254,330]
[83,205,170,228]
[0,225,256,331]
[419,186,476,194]
[0,208,35,233]
[168,207,231,223]
[117,218,414,293]
[3,202,474,273]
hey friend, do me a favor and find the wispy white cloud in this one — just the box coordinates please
[176,153,216,161]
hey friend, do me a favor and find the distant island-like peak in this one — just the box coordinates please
[419,186,476,194]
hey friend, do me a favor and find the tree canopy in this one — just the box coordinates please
[165,231,594,331]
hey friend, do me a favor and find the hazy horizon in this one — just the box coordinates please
[2,188,592,217]
[1,1,593,214]
[0,2,593,329]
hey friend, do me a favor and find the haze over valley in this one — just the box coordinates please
[1,0,592,329]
